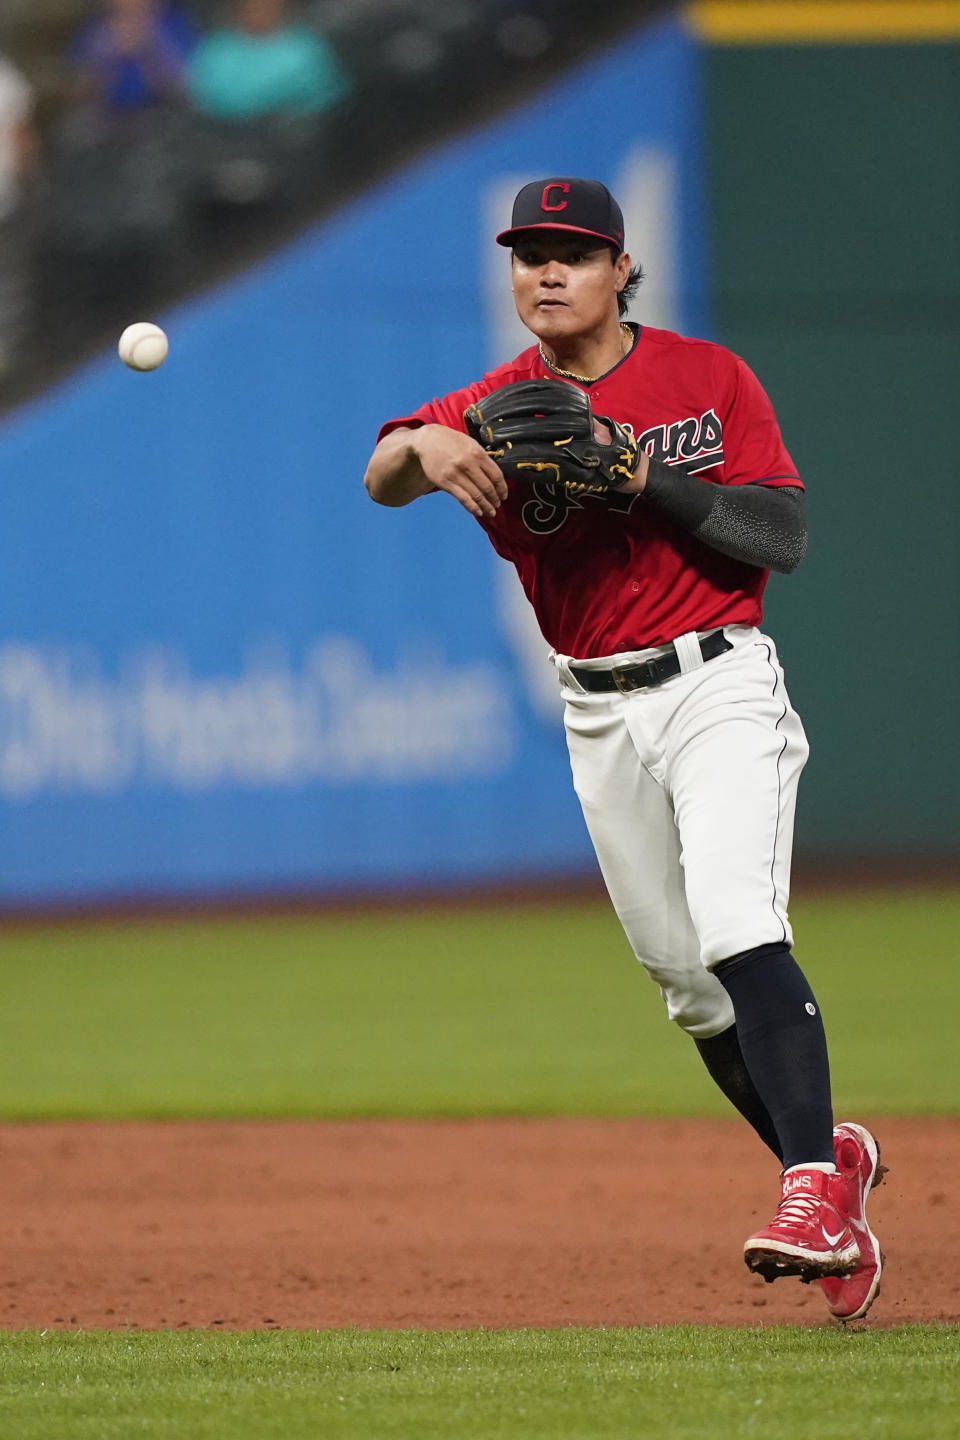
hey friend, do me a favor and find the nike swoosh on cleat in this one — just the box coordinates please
[822,1228,846,1246]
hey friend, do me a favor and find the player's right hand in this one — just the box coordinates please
[412,424,509,519]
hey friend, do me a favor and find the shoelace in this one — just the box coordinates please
[771,1193,821,1231]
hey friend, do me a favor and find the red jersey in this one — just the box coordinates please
[378,324,801,659]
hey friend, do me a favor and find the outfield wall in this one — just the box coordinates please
[1,9,956,908]
[703,21,960,860]
[0,15,705,905]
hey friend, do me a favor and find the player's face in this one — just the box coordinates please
[510,234,630,341]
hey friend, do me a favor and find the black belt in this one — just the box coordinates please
[569,631,733,694]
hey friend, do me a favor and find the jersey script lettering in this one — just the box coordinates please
[520,478,639,535]
[519,409,725,536]
[638,407,725,476]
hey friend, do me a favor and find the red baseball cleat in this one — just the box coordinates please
[744,1165,860,1283]
[819,1122,887,1323]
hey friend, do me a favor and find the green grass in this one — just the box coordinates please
[1,1326,957,1440]
[0,888,956,1119]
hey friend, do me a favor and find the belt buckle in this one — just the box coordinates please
[612,664,643,694]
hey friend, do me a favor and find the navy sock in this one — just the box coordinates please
[694,1025,782,1162]
[713,942,835,1170]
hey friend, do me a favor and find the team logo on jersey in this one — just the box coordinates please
[520,408,725,535]
[638,408,724,476]
[520,478,637,534]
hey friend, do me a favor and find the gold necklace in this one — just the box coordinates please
[539,323,634,382]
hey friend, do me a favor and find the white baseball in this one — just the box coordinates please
[118,322,169,371]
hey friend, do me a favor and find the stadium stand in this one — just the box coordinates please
[0,0,670,415]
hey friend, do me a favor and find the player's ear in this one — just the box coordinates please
[614,250,632,292]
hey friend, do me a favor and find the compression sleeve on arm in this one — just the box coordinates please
[641,460,808,574]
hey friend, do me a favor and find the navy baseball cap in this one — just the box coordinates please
[496,177,625,249]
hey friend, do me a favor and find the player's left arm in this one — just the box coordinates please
[617,356,807,574]
[623,464,807,575]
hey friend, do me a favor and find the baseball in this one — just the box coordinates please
[118,322,169,372]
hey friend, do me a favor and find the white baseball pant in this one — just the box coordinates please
[554,626,809,1038]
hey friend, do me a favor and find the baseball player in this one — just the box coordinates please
[363,177,885,1322]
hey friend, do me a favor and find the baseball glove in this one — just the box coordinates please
[463,378,639,496]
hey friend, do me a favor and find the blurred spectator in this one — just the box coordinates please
[0,52,39,382]
[66,0,196,135]
[185,0,351,210]
[0,51,36,222]
[37,2,198,310]
[187,0,350,122]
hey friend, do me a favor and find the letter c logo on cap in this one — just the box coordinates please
[541,183,570,213]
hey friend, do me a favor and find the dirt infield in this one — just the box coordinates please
[1,1117,957,1330]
